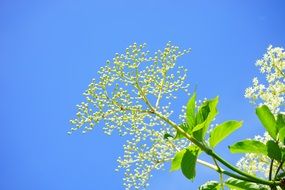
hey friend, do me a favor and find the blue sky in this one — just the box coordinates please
[1,0,285,189]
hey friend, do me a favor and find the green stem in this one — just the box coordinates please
[269,159,274,181]
[197,159,271,184]
[168,139,254,184]
[196,159,243,181]
[135,81,155,112]
[212,158,224,190]
[155,68,167,107]
[154,110,280,186]
[133,75,279,187]
[212,151,279,185]
[274,161,284,180]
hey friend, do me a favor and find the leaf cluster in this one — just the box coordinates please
[169,93,285,189]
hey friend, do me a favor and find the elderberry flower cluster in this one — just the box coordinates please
[245,46,285,113]
[70,42,192,189]
[239,46,285,185]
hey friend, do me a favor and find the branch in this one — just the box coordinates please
[153,110,280,186]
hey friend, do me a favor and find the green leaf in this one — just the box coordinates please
[186,92,196,128]
[209,120,243,148]
[267,140,282,161]
[193,97,219,141]
[256,105,277,139]
[276,171,285,179]
[196,101,211,124]
[163,133,174,140]
[192,122,207,132]
[181,146,199,180]
[170,149,186,171]
[281,147,285,161]
[276,114,285,131]
[174,123,189,139]
[199,181,220,190]
[225,178,267,190]
[278,127,285,144]
[229,140,267,155]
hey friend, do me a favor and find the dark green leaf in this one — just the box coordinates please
[199,181,220,190]
[163,133,174,140]
[170,149,186,171]
[276,171,285,179]
[186,92,196,128]
[276,114,285,131]
[193,97,219,141]
[225,178,267,190]
[196,101,211,124]
[256,105,277,139]
[281,147,285,161]
[267,140,282,161]
[279,127,285,144]
[229,140,267,155]
[209,120,243,148]
[181,146,199,180]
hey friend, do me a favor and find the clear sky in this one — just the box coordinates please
[1,0,285,189]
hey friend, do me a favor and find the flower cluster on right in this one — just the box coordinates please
[241,46,285,181]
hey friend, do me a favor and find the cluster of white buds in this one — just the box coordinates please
[245,46,285,114]
[70,42,192,189]
[240,46,285,184]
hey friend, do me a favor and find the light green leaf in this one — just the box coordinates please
[192,122,206,132]
[181,146,199,180]
[267,140,282,161]
[229,140,267,155]
[186,92,196,128]
[256,105,277,139]
[170,149,186,171]
[199,181,220,190]
[193,97,219,141]
[209,120,243,148]
[278,127,285,144]
[225,178,267,190]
